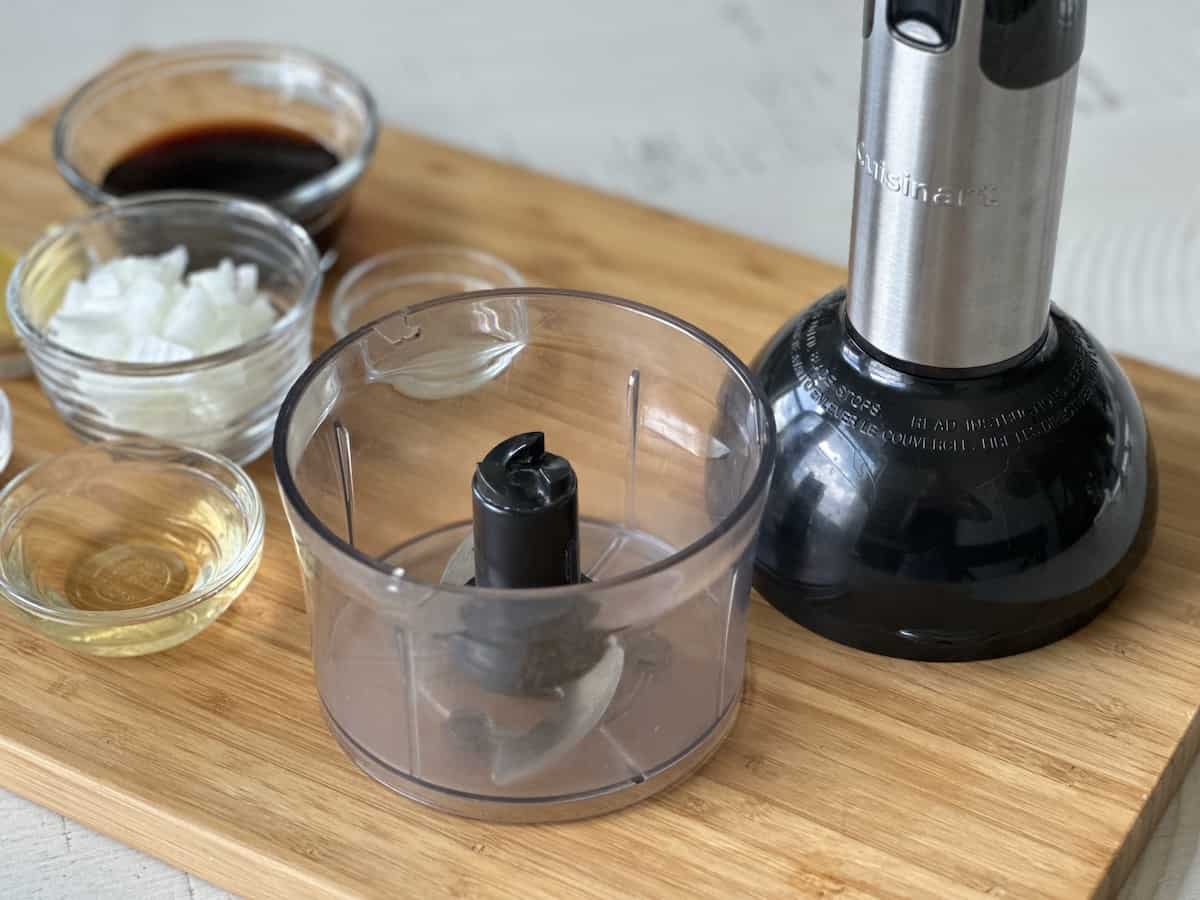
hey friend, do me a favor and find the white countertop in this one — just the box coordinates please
[2,2,1198,897]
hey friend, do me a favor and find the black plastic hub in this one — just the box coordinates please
[472,432,581,590]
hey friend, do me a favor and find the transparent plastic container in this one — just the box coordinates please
[274,288,775,821]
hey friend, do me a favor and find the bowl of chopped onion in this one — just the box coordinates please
[6,193,321,463]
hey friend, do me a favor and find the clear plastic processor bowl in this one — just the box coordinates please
[7,193,321,464]
[274,288,775,821]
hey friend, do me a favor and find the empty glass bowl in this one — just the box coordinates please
[0,388,11,475]
[330,246,524,338]
[53,43,378,243]
[7,193,321,463]
[0,439,264,657]
[275,288,775,821]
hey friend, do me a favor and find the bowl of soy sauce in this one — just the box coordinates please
[53,43,378,249]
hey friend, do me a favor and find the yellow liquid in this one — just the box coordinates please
[0,462,259,656]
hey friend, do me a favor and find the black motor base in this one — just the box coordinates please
[751,290,1157,662]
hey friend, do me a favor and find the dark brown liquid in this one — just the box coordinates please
[101,122,340,202]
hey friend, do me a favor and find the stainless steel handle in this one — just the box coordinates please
[847,0,1086,371]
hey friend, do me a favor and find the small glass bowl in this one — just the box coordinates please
[330,246,524,338]
[0,439,264,657]
[7,193,321,464]
[53,43,379,243]
[0,388,12,475]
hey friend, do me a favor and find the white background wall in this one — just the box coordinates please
[5,2,1200,372]
[2,2,1199,897]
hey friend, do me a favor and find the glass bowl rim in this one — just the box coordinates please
[330,244,525,338]
[51,41,380,212]
[0,438,265,624]
[6,191,322,375]
[273,286,778,598]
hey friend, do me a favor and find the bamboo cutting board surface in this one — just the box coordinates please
[0,96,1199,900]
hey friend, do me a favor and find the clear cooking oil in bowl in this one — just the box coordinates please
[0,442,263,656]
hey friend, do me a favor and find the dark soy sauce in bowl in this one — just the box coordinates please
[101,122,340,202]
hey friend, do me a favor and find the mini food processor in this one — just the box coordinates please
[275,288,774,820]
[753,0,1156,660]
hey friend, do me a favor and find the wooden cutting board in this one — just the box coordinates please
[0,92,1198,900]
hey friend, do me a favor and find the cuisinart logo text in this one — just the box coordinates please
[856,143,998,208]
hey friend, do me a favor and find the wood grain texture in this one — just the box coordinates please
[0,97,1198,900]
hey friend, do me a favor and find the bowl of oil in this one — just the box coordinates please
[0,439,263,656]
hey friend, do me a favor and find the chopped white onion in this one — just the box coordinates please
[47,246,278,362]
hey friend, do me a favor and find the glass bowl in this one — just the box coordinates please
[53,43,378,245]
[7,193,321,464]
[275,288,776,821]
[330,246,524,338]
[0,439,264,657]
[0,388,11,475]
